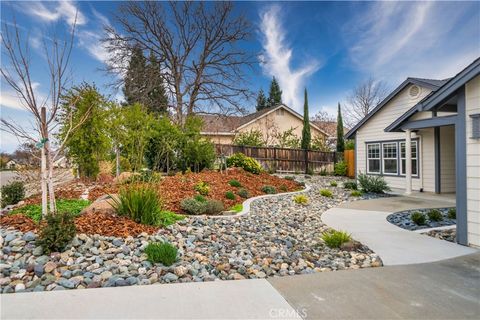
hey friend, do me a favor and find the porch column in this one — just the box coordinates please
[405,129,412,195]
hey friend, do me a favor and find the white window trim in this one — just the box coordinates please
[382,142,398,175]
[400,141,419,177]
[367,143,381,174]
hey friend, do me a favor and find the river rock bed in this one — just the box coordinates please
[423,228,456,243]
[1,176,384,293]
[386,207,456,231]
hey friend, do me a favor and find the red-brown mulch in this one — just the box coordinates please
[0,214,40,233]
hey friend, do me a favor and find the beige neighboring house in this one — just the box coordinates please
[6,160,17,169]
[199,104,329,146]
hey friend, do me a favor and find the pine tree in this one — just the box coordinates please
[145,51,168,115]
[301,88,311,150]
[267,77,282,107]
[123,46,147,105]
[336,102,345,152]
[256,89,267,111]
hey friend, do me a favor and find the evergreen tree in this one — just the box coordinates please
[256,89,267,111]
[336,102,345,152]
[123,45,147,105]
[301,88,311,150]
[267,77,282,107]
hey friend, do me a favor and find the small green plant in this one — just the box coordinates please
[411,212,426,225]
[11,199,91,223]
[228,179,242,187]
[321,230,351,248]
[320,189,333,198]
[194,194,207,202]
[204,199,225,215]
[180,198,224,215]
[350,190,362,197]
[226,153,263,174]
[357,173,390,193]
[279,185,288,192]
[230,204,243,213]
[330,181,338,187]
[261,185,277,194]
[237,188,249,198]
[144,242,177,266]
[334,161,347,176]
[343,181,358,190]
[293,194,308,205]
[284,176,294,181]
[225,191,236,200]
[427,209,443,222]
[1,181,25,207]
[448,208,456,219]
[194,181,210,196]
[156,211,185,227]
[36,211,76,254]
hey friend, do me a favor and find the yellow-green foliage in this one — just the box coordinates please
[321,230,351,248]
[350,190,362,197]
[330,180,338,187]
[320,189,333,198]
[293,194,308,205]
[194,181,210,195]
[226,153,263,174]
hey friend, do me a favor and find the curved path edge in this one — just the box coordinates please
[322,197,477,266]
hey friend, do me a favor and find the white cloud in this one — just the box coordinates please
[259,6,321,111]
[344,1,480,82]
[77,30,110,63]
[20,1,87,26]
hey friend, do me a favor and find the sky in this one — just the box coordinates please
[1,0,479,152]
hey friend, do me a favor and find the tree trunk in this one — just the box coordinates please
[40,108,48,217]
[46,138,56,214]
[116,145,120,177]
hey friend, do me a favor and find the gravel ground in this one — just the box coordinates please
[0,175,384,294]
[386,207,456,231]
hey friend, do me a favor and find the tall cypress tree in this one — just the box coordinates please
[256,89,267,111]
[336,102,345,152]
[123,45,147,105]
[301,88,311,150]
[267,77,282,107]
[145,51,168,115]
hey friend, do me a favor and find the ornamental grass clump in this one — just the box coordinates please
[427,209,443,222]
[261,185,277,194]
[350,190,362,197]
[144,242,177,266]
[321,230,351,248]
[225,191,235,200]
[357,173,390,193]
[448,208,456,219]
[237,188,249,199]
[293,194,308,205]
[330,181,338,187]
[180,197,224,215]
[1,181,25,207]
[343,181,357,190]
[228,179,242,187]
[411,211,426,225]
[37,211,76,254]
[320,189,333,198]
[194,181,210,196]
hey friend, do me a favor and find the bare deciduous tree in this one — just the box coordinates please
[103,1,254,124]
[1,18,90,216]
[344,77,388,127]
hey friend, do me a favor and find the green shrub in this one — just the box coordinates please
[194,194,207,202]
[448,208,456,219]
[279,185,288,192]
[237,188,249,199]
[194,181,210,196]
[345,140,355,150]
[110,185,162,226]
[225,191,235,200]
[226,153,263,174]
[144,242,177,266]
[284,176,294,181]
[357,173,390,193]
[36,211,76,254]
[334,161,347,176]
[293,194,308,205]
[411,212,426,225]
[156,211,184,227]
[261,185,276,194]
[228,179,242,187]
[320,189,333,198]
[1,181,25,207]
[350,190,362,197]
[427,209,443,222]
[180,198,224,215]
[330,181,338,187]
[343,181,358,190]
[321,230,351,248]
[230,204,243,213]
[12,199,90,223]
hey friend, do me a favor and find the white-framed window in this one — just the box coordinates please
[400,141,418,176]
[382,142,398,174]
[276,109,285,116]
[367,143,381,173]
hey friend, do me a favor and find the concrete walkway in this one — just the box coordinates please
[322,196,477,265]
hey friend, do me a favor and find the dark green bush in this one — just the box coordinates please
[330,180,338,187]
[228,179,242,187]
[321,230,351,248]
[320,189,333,198]
[334,161,347,176]
[1,181,25,207]
[11,199,91,223]
[194,181,210,196]
[110,184,163,226]
[144,242,177,266]
[261,185,276,194]
[427,209,443,222]
[194,194,207,202]
[448,208,456,219]
[226,153,263,174]
[343,181,358,190]
[237,188,249,198]
[37,211,76,254]
[225,191,235,200]
[411,212,426,225]
[357,173,390,193]
[180,198,224,215]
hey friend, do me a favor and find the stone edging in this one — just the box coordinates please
[195,184,312,219]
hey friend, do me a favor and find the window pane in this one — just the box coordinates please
[368,144,380,158]
[368,159,380,173]
[401,159,406,174]
[384,159,397,173]
[412,159,417,175]
[383,143,397,158]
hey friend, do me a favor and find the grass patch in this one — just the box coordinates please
[228,179,242,187]
[319,189,333,198]
[11,199,91,223]
[230,203,243,213]
[144,242,177,266]
[350,190,362,197]
[321,230,351,248]
[156,211,185,227]
[293,194,308,205]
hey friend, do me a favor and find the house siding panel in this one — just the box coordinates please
[440,125,456,193]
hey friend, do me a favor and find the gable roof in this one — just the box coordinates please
[385,57,480,132]
[344,77,448,139]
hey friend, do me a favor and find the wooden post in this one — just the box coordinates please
[304,149,309,174]
[273,147,277,173]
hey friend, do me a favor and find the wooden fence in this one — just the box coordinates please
[344,150,355,178]
[215,144,340,174]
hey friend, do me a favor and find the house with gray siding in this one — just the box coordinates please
[346,57,480,248]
